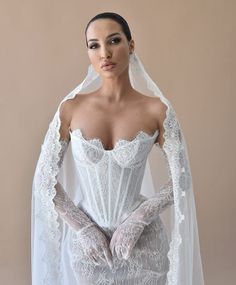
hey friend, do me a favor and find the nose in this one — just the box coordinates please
[100,45,112,59]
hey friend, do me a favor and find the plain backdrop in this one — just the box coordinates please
[0,1,235,284]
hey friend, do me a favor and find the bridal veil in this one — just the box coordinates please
[31,52,204,285]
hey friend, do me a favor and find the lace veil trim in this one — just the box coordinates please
[31,52,204,285]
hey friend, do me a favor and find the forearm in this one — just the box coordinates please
[133,179,174,225]
[53,138,95,232]
[108,178,174,260]
[53,182,95,232]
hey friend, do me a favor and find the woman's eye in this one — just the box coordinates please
[89,38,121,49]
[89,44,98,49]
[110,37,121,44]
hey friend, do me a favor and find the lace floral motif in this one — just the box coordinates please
[130,178,174,226]
[69,217,170,285]
[35,114,65,284]
[53,138,116,270]
[70,127,159,152]
[32,50,204,285]
[65,128,171,284]
[69,129,159,230]
[52,179,96,232]
[154,98,190,285]
[34,100,190,285]
[70,128,159,169]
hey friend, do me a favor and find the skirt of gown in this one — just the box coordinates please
[60,215,170,285]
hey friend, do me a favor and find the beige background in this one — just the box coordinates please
[1,1,235,284]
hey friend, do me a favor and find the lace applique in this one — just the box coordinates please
[69,217,170,284]
[133,145,175,223]
[70,128,159,168]
[154,101,189,284]
[52,180,96,232]
[57,139,69,168]
[70,128,159,152]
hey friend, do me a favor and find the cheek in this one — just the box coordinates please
[88,53,101,71]
[88,52,97,64]
[88,53,102,74]
[116,45,128,57]
[116,47,130,64]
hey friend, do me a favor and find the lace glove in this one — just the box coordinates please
[53,139,113,268]
[109,212,146,260]
[110,147,174,261]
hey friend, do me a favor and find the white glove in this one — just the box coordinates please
[53,138,113,268]
[110,146,174,261]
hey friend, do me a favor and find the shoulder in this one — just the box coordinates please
[149,96,168,128]
[140,94,168,148]
[59,92,92,118]
[137,92,168,129]
[58,97,76,140]
[59,98,74,124]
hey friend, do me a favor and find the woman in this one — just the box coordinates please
[31,12,204,285]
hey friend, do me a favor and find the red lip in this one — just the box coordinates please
[101,62,116,68]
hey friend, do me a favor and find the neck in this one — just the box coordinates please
[98,67,133,102]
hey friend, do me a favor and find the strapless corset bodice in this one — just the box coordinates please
[69,128,159,230]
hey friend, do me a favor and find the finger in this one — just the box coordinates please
[110,243,115,257]
[91,255,100,265]
[103,248,113,269]
[121,245,131,260]
[110,232,120,256]
[97,252,107,264]
[87,254,96,265]
[115,245,123,260]
[86,248,98,265]
[109,238,115,256]
[95,244,110,265]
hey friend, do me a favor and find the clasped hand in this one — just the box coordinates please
[109,214,146,260]
[77,209,147,267]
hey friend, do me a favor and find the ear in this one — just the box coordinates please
[129,39,135,54]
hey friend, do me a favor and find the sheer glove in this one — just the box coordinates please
[53,139,113,268]
[110,147,174,261]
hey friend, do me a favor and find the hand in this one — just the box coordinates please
[73,223,113,268]
[109,214,146,260]
[53,182,113,268]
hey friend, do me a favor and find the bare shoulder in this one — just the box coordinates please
[137,93,168,147]
[59,97,74,123]
[148,96,168,128]
[59,92,92,119]
[136,91,168,129]
[58,92,94,138]
[58,97,76,140]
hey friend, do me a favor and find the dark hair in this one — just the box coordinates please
[85,12,132,47]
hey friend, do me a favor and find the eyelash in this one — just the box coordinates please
[89,37,121,49]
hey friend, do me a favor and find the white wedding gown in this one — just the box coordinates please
[58,127,171,285]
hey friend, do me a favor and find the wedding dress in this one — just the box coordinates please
[31,52,205,285]
[54,127,173,284]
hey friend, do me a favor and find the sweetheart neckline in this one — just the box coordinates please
[69,127,159,152]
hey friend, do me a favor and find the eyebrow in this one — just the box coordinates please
[87,32,121,43]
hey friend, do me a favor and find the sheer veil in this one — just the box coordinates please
[31,52,205,284]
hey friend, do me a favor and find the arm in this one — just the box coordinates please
[110,99,174,260]
[127,100,174,225]
[52,99,96,232]
[52,100,113,267]
[53,139,96,233]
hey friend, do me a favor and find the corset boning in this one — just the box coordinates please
[70,129,159,230]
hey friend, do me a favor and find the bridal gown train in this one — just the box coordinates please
[58,127,171,285]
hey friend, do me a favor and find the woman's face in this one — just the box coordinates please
[86,18,134,78]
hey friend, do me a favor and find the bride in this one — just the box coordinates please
[31,11,204,285]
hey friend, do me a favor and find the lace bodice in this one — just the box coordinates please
[69,128,159,231]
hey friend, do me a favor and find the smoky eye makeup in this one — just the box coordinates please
[88,37,121,49]
[110,37,121,44]
[88,43,98,49]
